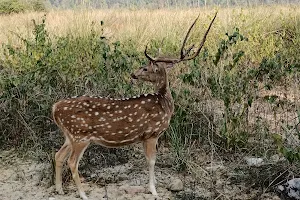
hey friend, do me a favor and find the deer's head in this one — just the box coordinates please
[131,12,218,86]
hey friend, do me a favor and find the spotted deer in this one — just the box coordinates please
[53,13,217,200]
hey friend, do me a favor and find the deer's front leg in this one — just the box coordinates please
[143,137,158,196]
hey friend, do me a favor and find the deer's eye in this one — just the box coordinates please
[143,68,148,71]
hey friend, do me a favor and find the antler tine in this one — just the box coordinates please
[143,12,217,64]
[144,44,156,62]
[180,14,200,59]
[181,12,218,61]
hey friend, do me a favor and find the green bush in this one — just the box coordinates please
[0,0,25,14]
[0,0,46,14]
[30,0,46,12]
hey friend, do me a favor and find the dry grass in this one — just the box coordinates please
[0,5,299,60]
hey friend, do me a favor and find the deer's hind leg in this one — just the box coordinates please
[55,139,71,194]
[68,141,90,200]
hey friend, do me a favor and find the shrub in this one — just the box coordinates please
[0,0,25,14]
[0,0,46,14]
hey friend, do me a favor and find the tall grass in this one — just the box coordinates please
[0,5,300,169]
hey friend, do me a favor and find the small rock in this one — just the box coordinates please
[120,185,146,195]
[118,173,129,181]
[277,178,300,199]
[90,173,97,178]
[168,178,183,192]
[244,157,264,166]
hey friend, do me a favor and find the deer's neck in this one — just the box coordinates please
[155,69,174,114]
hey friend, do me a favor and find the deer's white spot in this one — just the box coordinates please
[154,128,159,132]
[63,107,68,110]
[118,131,123,134]
[155,122,161,125]
[93,131,97,134]
[134,104,139,108]
[111,133,116,135]
[99,117,105,121]
[95,112,99,116]
[109,114,114,117]
[139,123,144,127]
[115,105,119,108]
[118,110,123,113]
[134,112,137,115]
[147,99,151,102]
[107,106,111,109]
[107,125,112,128]
[125,127,129,129]
[128,117,133,122]
[144,94,148,97]
[141,101,145,104]
[145,128,152,133]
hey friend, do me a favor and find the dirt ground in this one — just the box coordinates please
[0,145,287,200]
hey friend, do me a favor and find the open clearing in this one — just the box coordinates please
[0,147,285,200]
